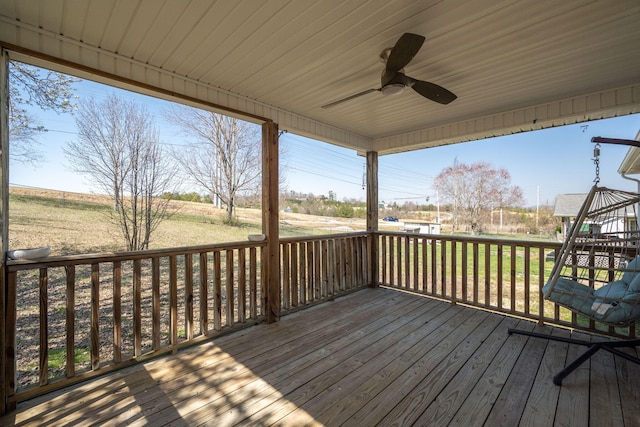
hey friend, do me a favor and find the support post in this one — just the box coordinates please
[0,48,10,414]
[262,121,280,323]
[366,151,379,287]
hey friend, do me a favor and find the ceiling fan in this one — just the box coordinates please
[321,33,456,109]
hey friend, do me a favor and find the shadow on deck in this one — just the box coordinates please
[2,287,639,426]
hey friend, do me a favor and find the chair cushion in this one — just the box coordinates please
[591,280,640,324]
[628,265,640,292]
[543,277,595,316]
[593,280,630,301]
[544,277,640,324]
[621,256,640,284]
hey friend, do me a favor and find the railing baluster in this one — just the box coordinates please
[250,247,257,319]
[282,243,290,310]
[291,243,300,307]
[329,240,336,296]
[238,248,247,321]
[510,246,517,313]
[389,237,395,287]
[199,252,208,335]
[451,240,457,304]
[484,243,491,307]
[112,262,121,363]
[345,238,353,291]
[184,254,193,341]
[322,240,329,298]
[133,259,142,358]
[307,242,314,303]
[404,236,410,290]
[461,242,468,302]
[314,241,321,300]
[356,236,364,287]
[360,236,366,286]
[213,251,222,331]
[225,250,234,327]
[90,263,100,371]
[66,265,76,376]
[299,242,306,305]
[473,243,479,304]
[421,238,427,293]
[335,239,342,292]
[538,247,545,325]
[381,235,387,285]
[440,238,447,297]
[413,237,419,292]
[170,255,178,348]
[430,238,437,294]
[524,246,531,315]
[497,245,503,310]
[152,258,161,350]
[397,236,403,288]
[39,268,48,386]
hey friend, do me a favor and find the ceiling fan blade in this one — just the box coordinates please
[321,88,379,109]
[410,79,457,105]
[385,33,425,73]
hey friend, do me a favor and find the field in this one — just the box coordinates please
[8,187,385,256]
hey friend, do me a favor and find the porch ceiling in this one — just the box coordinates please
[1,0,639,155]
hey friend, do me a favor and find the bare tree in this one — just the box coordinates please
[9,61,78,164]
[167,106,261,223]
[434,161,524,234]
[65,94,177,250]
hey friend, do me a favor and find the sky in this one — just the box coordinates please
[9,70,640,209]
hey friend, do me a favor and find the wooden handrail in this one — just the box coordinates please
[375,231,636,338]
[4,231,636,407]
[5,241,268,403]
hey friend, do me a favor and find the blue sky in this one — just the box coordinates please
[278,114,640,207]
[10,75,640,208]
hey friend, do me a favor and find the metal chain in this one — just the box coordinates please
[593,143,601,184]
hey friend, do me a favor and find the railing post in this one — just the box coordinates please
[366,151,379,287]
[262,121,280,323]
[0,47,11,415]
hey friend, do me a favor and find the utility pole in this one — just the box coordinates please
[536,185,539,229]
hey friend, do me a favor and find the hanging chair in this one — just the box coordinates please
[509,137,640,385]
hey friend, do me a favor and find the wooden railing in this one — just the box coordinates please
[376,231,637,339]
[279,233,370,312]
[3,232,371,403]
[5,241,265,403]
[4,231,636,405]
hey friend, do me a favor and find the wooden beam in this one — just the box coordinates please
[0,48,10,414]
[262,121,280,323]
[366,151,379,287]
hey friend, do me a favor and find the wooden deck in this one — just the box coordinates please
[2,287,639,426]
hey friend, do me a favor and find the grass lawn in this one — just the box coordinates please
[7,188,346,256]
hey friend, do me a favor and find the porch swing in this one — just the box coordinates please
[509,136,640,385]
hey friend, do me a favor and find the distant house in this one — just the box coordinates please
[554,194,588,239]
[402,222,441,235]
[554,193,638,240]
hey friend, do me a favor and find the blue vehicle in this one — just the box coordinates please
[383,216,398,222]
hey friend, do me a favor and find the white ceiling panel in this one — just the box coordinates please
[0,0,638,155]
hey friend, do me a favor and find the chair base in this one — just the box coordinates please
[507,328,640,385]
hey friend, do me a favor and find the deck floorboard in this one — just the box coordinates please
[2,287,639,426]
